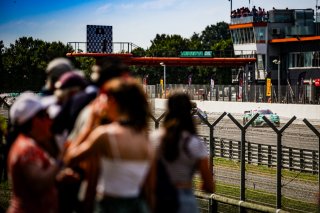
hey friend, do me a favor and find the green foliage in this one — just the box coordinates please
[0,37,73,92]
[74,57,96,79]
[0,21,234,90]
[131,47,146,57]
[130,21,234,85]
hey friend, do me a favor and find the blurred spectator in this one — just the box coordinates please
[56,57,132,213]
[50,71,88,151]
[57,57,131,137]
[7,92,60,213]
[150,92,215,213]
[41,58,74,96]
[64,78,152,213]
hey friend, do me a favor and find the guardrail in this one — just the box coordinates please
[67,42,140,54]
[194,191,290,213]
[200,137,319,174]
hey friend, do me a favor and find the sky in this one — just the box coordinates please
[0,0,318,49]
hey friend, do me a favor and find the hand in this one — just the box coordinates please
[92,94,108,119]
[56,167,81,183]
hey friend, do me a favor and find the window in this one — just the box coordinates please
[289,51,320,68]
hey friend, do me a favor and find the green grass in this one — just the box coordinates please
[0,180,11,212]
[193,157,319,212]
[216,183,318,212]
[214,157,318,182]
[194,179,318,213]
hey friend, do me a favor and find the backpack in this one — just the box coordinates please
[155,158,179,213]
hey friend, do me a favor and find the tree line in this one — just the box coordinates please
[0,21,233,92]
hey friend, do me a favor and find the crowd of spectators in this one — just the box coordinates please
[231,6,268,21]
[1,57,215,213]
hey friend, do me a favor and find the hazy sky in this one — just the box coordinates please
[0,0,318,49]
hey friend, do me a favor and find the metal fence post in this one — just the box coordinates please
[258,144,262,165]
[229,140,233,159]
[289,148,293,171]
[248,142,252,164]
[220,139,224,157]
[312,151,317,175]
[227,112,258,211]
[198,112,227,176]
[302,119,320,206]
[268,146,272,167]
[300,150,304,170]
[263,115,296,210]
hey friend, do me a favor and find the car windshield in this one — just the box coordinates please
[258,109,273,115]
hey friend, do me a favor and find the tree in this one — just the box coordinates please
[1,37,73,91]
[200,21,231,50]
[147,34,189,57]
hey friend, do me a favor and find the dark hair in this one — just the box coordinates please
[105,78,149,132]
[94,57,130,87]
[161,92,196,162]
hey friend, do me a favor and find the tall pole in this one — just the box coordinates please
[278,61,281,103]
[164,64,166,98]
[230,0,232,14]
[160,62,166,98]
[317,0,319,35]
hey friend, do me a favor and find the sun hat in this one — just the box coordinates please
[10,92,46,125]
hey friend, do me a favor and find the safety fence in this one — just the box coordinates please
[150,110,320,212]
[194,191,290,213]
[145,84,320,104]
[2,82,320,106]
[1,95,319,212]
[201,137,319,174]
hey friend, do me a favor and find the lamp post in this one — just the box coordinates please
[160,62,166,98]
[273,59,281,103]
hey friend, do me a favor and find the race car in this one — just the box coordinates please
[243,109,280,127]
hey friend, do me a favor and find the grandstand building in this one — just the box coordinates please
[229,7,320,103]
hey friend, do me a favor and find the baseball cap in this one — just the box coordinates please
[10,92,47,126]
[55,71,87,90]
[45,58,74,90]
[46,58,74,75]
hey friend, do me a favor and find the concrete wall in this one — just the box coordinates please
[153,99,320,121]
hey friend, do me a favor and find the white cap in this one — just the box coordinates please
[10,92,46,125]
[45,58,74,75]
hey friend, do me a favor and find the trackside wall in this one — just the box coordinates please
[153,99,320,120]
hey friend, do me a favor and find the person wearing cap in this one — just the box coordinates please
[6,92,60,213]
[58,57,131,213]
[41,57,74,97]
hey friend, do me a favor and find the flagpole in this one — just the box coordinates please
[229,0,233,21]
[231,0,232,15]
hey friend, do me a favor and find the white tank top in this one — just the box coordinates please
[96,133,150,197]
